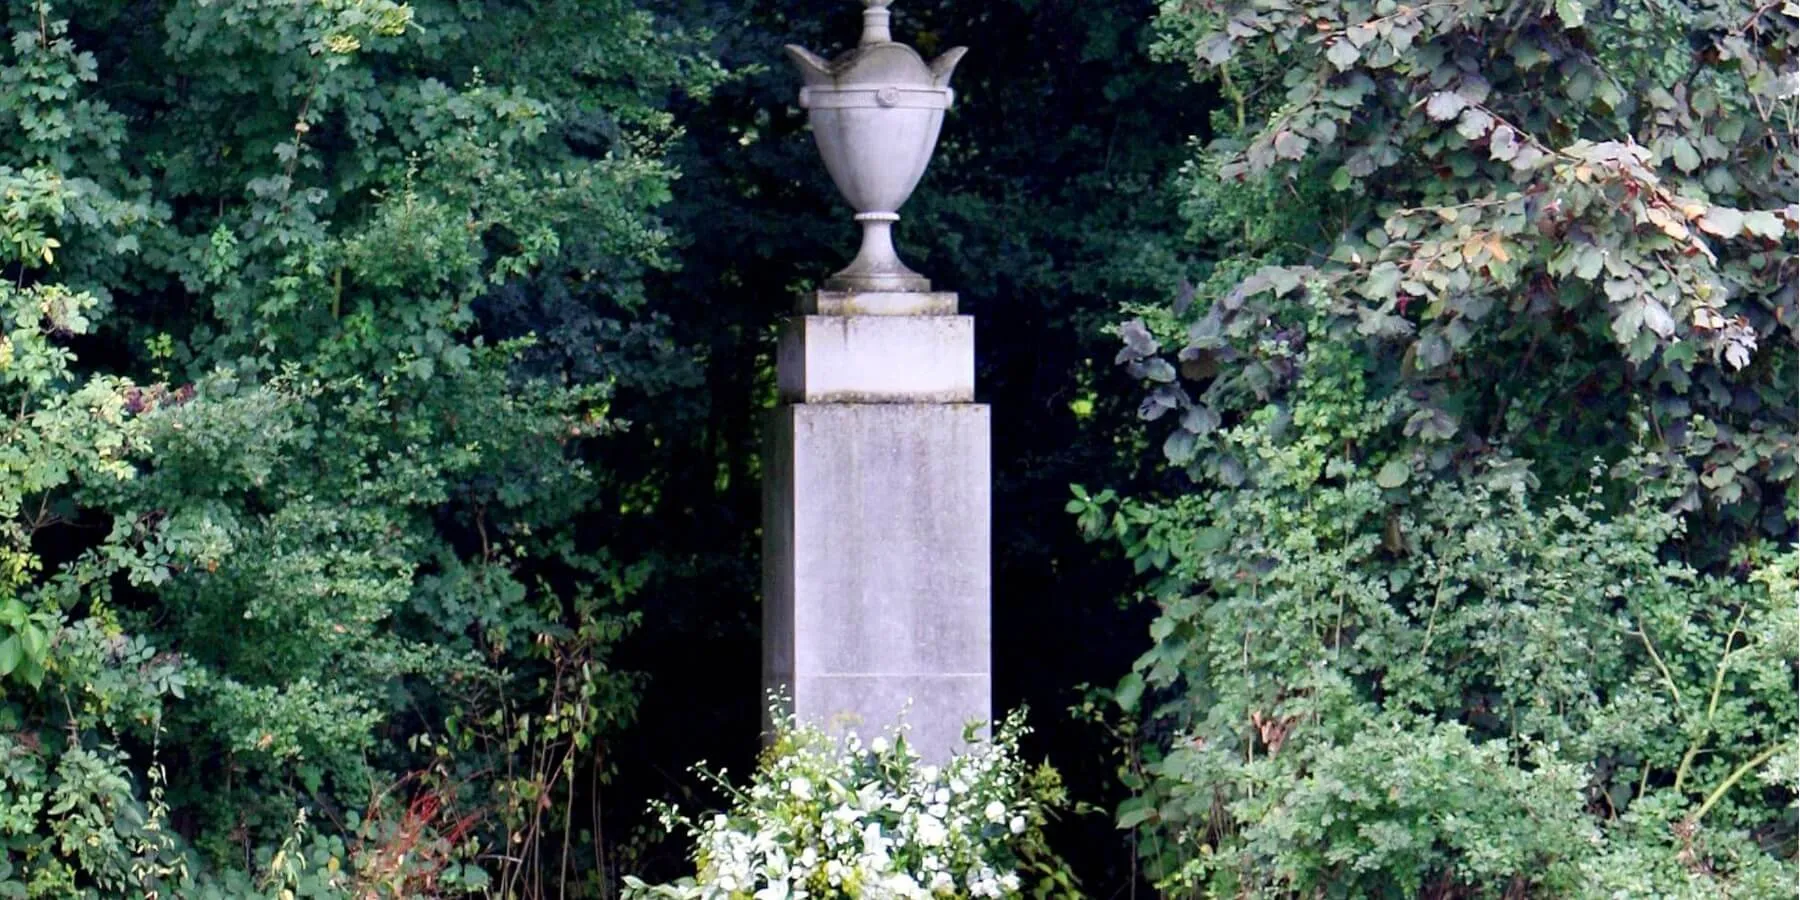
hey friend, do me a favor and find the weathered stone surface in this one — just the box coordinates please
[763,401,991,761]
[804,290,959,316]
[792,674,990,759]
[777,315,974,404]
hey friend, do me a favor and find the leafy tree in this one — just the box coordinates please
[1,0,718,894]
[1087,0,1798,893]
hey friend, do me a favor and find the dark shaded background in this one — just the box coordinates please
[551,1,1220,890]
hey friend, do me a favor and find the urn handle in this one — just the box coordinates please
[928,46,968,88]
[783,44,833,86]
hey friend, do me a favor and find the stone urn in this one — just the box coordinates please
[786,0,966,293]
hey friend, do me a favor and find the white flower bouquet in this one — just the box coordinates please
[624,708,1076,899]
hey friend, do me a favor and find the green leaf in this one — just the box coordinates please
[1164,429,1197,464]
[1416,332,1453,369]
[1455,108,1494,140]
[1488,125,1519,161]
[1273,130,1311,160]
[1611,299,1647,343]
[1697,207,1744,237]
[1363,263,1403,299]
[1574,244,1605,280]
[1115,672,1145,712]
[0,636,19,678]
[1555,0,1586,27]
[1182,405,1221,437]
[1116,795,1156,827]
[1375,459,1411,489]
[17,658,43,690]
[18,624,46,661]
[1742,210,1784,239]
[1641,300,1675,337]
[1669,137,1701,173]
[1326,40,1360,70]
[1425,91,1467,121]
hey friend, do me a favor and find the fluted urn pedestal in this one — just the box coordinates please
[762,1,988,762]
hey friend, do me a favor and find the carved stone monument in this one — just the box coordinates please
[763,0,989,761]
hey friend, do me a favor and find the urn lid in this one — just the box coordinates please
[785,0,966,91]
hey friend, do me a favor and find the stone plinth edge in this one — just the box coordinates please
[805,290,959,316]
[777,315,974,404]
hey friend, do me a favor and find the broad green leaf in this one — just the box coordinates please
[1669,137,1701,173]
[1455,108,1494,140]
[1375,459,1411,488]
[1273,130,1311,159]
[1488,125,1519,161]
[1574,244,1605,280]
[1363,263,1403,299]
[1115,672,1146,712]
[1164,429,1197,464]
[1697,206,1744,237]
[0,636,19,677]
[1425,91,1467,121]
[1742,210,1784,239]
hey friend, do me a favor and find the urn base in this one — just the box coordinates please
[825,213,931,293]
[824,271,931,292]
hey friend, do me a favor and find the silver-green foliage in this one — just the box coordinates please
[1079,302,1796,894]
[1084,0,1795,893]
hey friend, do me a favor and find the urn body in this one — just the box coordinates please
[787,23,965,293]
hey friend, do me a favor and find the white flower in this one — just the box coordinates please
[915,814,947,847]
[1009,815,1026,835]
[789,777,813,800]
[870,736,889,754]
[983,801,1006,823]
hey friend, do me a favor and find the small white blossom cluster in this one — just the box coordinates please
[625,710,1045,900]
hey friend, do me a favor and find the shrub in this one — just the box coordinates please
[624,709,1080,900]
[1077,299,1798,895]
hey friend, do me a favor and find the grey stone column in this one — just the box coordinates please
[763,290,991,762]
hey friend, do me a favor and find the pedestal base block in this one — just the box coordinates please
[777,315,974,404]
[763,401,991,762]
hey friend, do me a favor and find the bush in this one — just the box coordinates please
[624,709,1081,900]
[1078,299,1797,895]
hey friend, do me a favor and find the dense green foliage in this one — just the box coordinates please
[1086,0,1798,894]
[2,0,1793,896]
[1,0,721,894]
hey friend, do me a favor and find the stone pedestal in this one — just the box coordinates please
[763,292,990,761]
